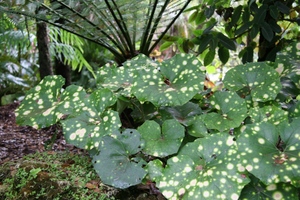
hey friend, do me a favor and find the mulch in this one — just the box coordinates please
[0,102,86,165]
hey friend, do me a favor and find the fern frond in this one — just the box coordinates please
[0,0,192,64]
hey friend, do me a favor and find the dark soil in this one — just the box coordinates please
[0,102,87,165]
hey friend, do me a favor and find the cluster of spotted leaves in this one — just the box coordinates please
[15,47,300,199]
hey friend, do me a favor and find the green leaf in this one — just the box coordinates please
[240,174,299,199]
[195,10,206,25]
[253,5,267,25]
[269,5,279,19]
[235,21,253,36]
[188,10,198,23]
[217,33,236,50]
[132,54,205,106]
[218,46,230,64]
[231,5,243,26]
[204,49,215,66]
[237,119,300,186]
[93,129,146,189]
[186,115,208,137]
[203,91,247,132]
[196,34,213,53]
[161,102,202,125]
[249,105,288,125]
[100,54,155,97]
[61,89,121,150]
[160,41,174,51]
[275,1,290,14]
[155,133,250,199]
[137,119,185,157]
[241,46,254,63]
[204,5,215,19]
[242,6,250,22]
[250,24,259,39]
[261,22,274,42]
[15,75,86,129]
[223,62,282,102]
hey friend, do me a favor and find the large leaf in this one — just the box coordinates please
[15,75,86,129]
[99,54,156,97]
[153,133,250,199]
[137,119,185,157]
[223,62,282,102]
[93,129,146,189]
[237,119,300,187]
[161,102,202,125]
[61,89,121,150]
[239,174,299,199]
[132,54,205,106]
[203,91,247,132]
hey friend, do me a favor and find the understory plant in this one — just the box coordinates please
[15,41,300,199]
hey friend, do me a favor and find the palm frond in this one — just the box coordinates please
[0,0,191,64]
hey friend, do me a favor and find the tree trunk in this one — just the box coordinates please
[54,57,71,88]
[36,22,53,79]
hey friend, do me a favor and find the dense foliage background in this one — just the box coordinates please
[1,0,300,199]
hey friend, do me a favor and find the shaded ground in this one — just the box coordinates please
[0,102,86,165]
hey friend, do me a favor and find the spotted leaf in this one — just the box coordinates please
[99,54,157,97]
[154,133,250,199]
[15,75,86,129]
[61,89,121,150]
[248,105,288,125]
[239,174,299,199]
[137,119,185,157]
[203,91,247,132]
[237,119,300,187]
[223,62,281,102]
[132,54,205,106]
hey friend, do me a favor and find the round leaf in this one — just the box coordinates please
[203,91,247,132]
[62,89,121,150]
[93,129,146,189]
[132,54,205,106]
[137,119,185,157]
[240,175,299,199]
[223,62,282,102]
[237,119,300,186]
[156,133,250,199]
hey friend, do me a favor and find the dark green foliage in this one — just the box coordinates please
[15,40,300,198]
